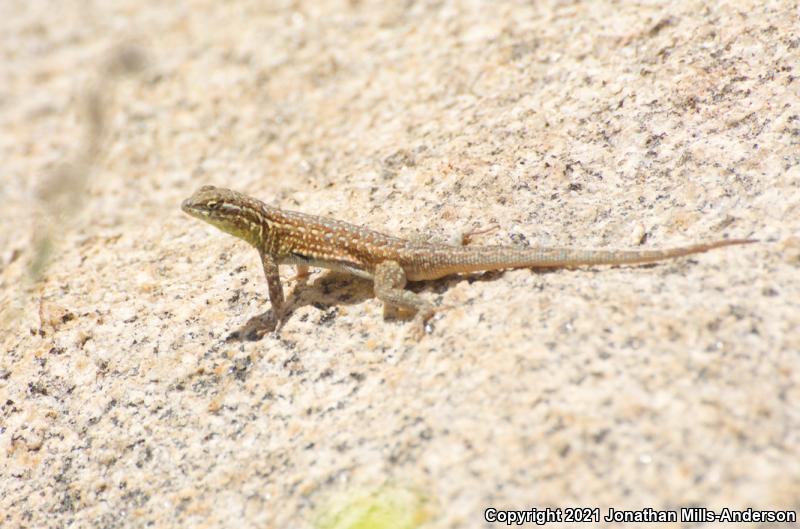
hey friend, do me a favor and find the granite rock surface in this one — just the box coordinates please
[1,1,798,528]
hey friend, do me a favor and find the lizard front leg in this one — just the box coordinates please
[373,260,435,339]
[260,250,286,328]
[230,251,286,340]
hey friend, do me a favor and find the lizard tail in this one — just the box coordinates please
[414,238,756,278]
[512,238,757,268]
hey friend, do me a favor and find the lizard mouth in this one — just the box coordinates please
[181,198,200,216]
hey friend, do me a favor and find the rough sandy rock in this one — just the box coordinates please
[1,1,798,528]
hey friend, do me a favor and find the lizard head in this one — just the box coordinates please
[181,185,266,247]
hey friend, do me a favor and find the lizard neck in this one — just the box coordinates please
[209,195,275,250]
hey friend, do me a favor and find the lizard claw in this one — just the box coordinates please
[407,315,430,341]
[227,311,279,341]
[407,305,449,340]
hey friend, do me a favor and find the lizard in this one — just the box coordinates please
[181,185,755,338]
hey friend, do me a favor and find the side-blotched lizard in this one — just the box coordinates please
[182,185,755,337]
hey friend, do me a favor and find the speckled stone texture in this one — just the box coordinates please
[1,1,798,528]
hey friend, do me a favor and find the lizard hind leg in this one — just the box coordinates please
[373,260,435,339]
[409,223,500,247]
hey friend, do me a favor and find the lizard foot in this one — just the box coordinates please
[407,305,450,340]
[227,311,278,341]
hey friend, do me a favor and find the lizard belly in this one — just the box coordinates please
[282,253,374,279]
